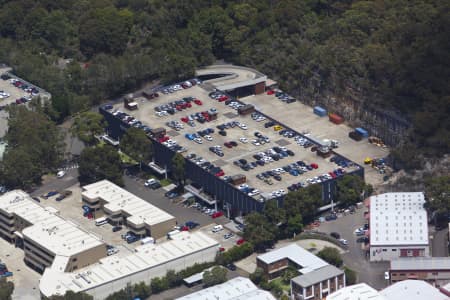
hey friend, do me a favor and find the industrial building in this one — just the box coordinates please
[100,65,366,216]
[176,276,276,300]
[81,180,176,238]
[39,231,220,299]
[368,192,429,261]
[256,244,345,300]
[0,190,106,273]
[389,257,450,286]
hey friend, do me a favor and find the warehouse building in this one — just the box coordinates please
[81,180,176,238]
[0,190,106,273]
[40,231,220,299]
[389,257,450,286]
[256,244,345,300]
[368,192,429,261]
[176,276,276,300]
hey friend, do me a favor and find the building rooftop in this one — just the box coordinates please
[176,276,276,300]
[39,231,219,297]
[257,244,328,274]
[196,65,267,91]
[82,180,175,227]
[326,283,383,300]
[369,192,428,246]
[0,190,104,262]
[390,257,450,271]
[380,280,448,300]
[292,264,344,287]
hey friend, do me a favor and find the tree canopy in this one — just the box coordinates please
[317,247,343,267]
[0,0,447,171]
[78,145,123,186]
[0,278,14,300]
[203,266,227,287]
[71,111,105,146]
[120,127,153,165]
[0,106,64,188]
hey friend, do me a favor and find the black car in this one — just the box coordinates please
[226,263,237,271]
[219,130,227,136]
[286,150,295,156]
[274,175,282,181]
[330,232,340,239]
[112,226,123,232]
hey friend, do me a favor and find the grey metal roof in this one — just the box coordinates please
[291,265,344,287]
[390,257,450,271]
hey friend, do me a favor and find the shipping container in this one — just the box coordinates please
[355,127,369,138]
[314,106,327,117]
[230,174,246,185]
[329,113,344,124]
[150,127,166,138]
[238,104,255,115]
[349,131,363,141]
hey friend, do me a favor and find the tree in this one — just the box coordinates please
[78,145,123,186]
[171,153,186,187]
[317,247,343,267]
[48,290,93,300]
[120,127,153,168]
[249,267,267,285]
[344,267,357,285]
[150,277,168,294]
[165,269,182,288]
[336,175,372,208]
[132,282,151,299]
[282,266,299,284]
[424,176,450,224]
[244,212,277,251]
[71,112,106,146]
[203,266,227,287]
[285,214,304,237]
[284,185,322,224]
[263,200,286,226]
[0,278,14,300]
[0,107,64,189]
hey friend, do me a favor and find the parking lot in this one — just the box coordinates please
[241,93,389,186]
[107,84,361,201]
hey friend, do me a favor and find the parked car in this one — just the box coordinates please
[224,232,234,239]
[236,238,245,245]
[43,191,58,199]
[212,211,224,219]
[339,239,348,245]
[330,232,340,239]
[55,195,66,201]
[226,263,237,271]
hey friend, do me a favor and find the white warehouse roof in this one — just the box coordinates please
[176,276,276,300]
[0,190,103,259]
[82,180,175,227]
[326,283,383,300]
[369,192,428,246]
[257,244,328,274]
[40,231,219,297]
[380,280,448,300]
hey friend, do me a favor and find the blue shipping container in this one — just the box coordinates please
[314,106,327,117]
[355,127,369,137]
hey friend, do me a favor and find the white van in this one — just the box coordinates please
[167,230,181,239]
[95,217,108,226]
[212,225,224,233]
[141,237,155,245]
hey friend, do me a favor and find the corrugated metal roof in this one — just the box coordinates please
[390,257,450,271]
[292,265,344,287]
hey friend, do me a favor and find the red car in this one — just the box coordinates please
[219,247,225,252]
[212,211,224,218]
[215,170,225,177]
[159,136,169,143]
[266,90,275,95]
[181,117,189,123]
[186,102,192,108]
[194,99,202,105]
[181,226,189,231]
[310,163,319,169]
[329,172,337,179]
[224,142,233,148]
[236,238,245,245]
[218,95,229,102]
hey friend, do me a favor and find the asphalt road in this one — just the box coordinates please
[30,168,79,197]
[431,226,449,257]
[317,208,389,289]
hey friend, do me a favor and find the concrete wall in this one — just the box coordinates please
[149,217,177,239]
[64,244,107,272]
[83,245,218,300]
[370,245,430,261]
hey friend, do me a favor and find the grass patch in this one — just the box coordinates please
[118,151,138,165]
[160,178,172,187]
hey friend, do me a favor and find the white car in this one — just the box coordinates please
[384,271,390,280]
[248,189,260,197]
[239,123,248,130]
[144,178,157,187]
[194,138,203,144]
[251,140,261,146]
[204,135,213,141]
[339,239,348,245]
[238,184,249,190]
[56,171,66,178]
[239,137,248,143]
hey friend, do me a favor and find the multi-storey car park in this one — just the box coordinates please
[100,65,387,216]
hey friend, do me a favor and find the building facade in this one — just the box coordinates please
[81,180,176,238]
[0,190,106,273]
[390,257,450,287]
[369,192,429,261]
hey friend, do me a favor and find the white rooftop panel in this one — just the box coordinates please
[380,280,448,300]
[326,283,384,300]
[82,180,174,227]
[257,244,328,274]
[39,231,219,296]
[369,192,428,246]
